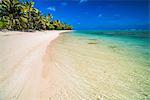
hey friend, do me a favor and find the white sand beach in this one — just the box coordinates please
[0,30,149,100]
[0,30,71,100]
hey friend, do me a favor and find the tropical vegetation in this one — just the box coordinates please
[0,0,72,31]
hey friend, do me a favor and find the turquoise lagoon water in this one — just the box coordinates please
[51,30,150,100]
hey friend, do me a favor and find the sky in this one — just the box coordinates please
[31,0,149,30]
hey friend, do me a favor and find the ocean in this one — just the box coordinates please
[49,30,150,100]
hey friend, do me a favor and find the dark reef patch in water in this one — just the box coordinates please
[88,38,98,44]
[88,42,97,44]
[88,38,97,41]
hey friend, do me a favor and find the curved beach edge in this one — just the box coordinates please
[0,30,71,100]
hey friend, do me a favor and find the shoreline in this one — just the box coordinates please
[0,30,149,99]
[0,30,71,99]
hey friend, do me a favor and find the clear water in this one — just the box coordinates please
[50,30,150,100]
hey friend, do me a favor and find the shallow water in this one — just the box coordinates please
[50,30,150,100]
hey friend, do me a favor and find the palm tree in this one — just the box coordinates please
[22,1,34,29]
[0,0,23,30]
[30,8,41,30]
[0,0,72,30]
[44,14,52,29]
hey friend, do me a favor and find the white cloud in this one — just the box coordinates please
[79,0,88,3]
[47,6,56,11]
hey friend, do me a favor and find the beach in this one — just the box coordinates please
[0,30,71,100]
[0,30,149,100]
[0,0,149,99]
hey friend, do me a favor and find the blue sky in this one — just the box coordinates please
[31,0,149,30]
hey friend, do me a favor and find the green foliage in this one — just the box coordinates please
[0,0,72,31]
[0,20,6,29]
[50,20,72,30]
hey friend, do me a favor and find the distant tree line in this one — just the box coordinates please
[0,0,72,31]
